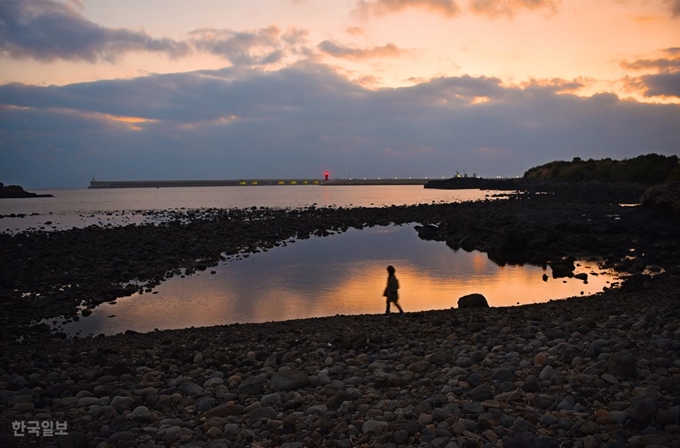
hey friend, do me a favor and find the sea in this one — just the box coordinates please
[0,186,619,336]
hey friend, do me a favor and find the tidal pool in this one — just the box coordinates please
[54,224,619,336]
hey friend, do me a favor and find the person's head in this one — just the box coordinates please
[387,265,395,275]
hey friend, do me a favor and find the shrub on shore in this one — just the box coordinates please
[523,153,680,185]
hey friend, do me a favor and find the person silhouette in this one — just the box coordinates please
[383,265,404,315]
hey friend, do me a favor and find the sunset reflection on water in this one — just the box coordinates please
[56,224,618,336]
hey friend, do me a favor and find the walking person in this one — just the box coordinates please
[383,265,404,315]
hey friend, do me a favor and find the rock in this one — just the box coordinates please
[249,406,277,424]
[261,392,281,405]
[429,349,453,366]
[471,384,494,401]
[458,293,489,309]
[539,365,554,380]
[556,395,575,411]
[361,420,388,434]
[179,381,203,396]
[237,377,266,395]
[392,429,410,445]
[407,360,431,373]
[202,404,243,418]
[574,273,588,281]
[608,350,636,378]
[131,405,149,417]
[270,370,309,392]
[627,396,659,426]
[306,404,327,415]
[110,396,135,409]
[493,368,515,382]
[415,224,439,240]
[206,426,222,439]
[640,181,680,214]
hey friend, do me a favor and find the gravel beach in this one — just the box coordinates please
[1,274,678,448]
[1,186,679,447]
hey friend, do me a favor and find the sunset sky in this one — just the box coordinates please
[1,0,679,188]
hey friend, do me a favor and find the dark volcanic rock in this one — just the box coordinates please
[0,182,53,198]
[640,181,680,214]
[458,293,489,309]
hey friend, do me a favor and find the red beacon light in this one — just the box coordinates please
[324,171,329,181]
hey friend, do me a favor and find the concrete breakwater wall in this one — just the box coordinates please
[88,178,429,188]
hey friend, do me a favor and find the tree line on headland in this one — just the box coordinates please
[426,153,679,190]
[523,153,680,185]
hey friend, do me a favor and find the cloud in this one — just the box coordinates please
[355,0,461,17]
[1,64,678,187]
[0,0,190,62]
[318,41,406,60]
[346,26,365,36]
[620,48,680,98]
[190,26,310,66]
[621,57,680,72]
[634,72,680,98]
[469,0,561,18]
[666,0,680,18]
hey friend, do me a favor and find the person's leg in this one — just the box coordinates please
[395,302,404,314]
[385,299,391,314]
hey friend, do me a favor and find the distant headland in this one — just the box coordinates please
[0,182,53,199]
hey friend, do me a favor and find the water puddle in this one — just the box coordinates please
[50,224,620,337]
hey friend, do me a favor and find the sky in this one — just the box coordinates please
[0,0,679,188]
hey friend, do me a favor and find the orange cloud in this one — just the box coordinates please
[621,50,680,72]
[355,0,461,17]
[469,0,561,18]
[346,26,365,36]
[318,41,406,60]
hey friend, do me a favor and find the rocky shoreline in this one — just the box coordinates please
[1,274,678,448]
[1,184,679,447]
[0,183,53,199]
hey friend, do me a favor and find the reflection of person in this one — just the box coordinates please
[383,265,404,315]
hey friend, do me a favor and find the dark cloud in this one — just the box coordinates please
[1,64,678,188]
[190,26,308,66]
[318,41,405,60]
[621,49,680,98]
[469,0,561,17]
[355,0,461,17]
[621,57,680,72]
[0,0,190,62]
[637,72,680,98]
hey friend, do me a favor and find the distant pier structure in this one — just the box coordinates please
[88,178,430,189]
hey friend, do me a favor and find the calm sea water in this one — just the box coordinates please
[0,185,503,233]
[51,224,618,337]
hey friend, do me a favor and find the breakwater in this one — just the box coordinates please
[88,178,429,188]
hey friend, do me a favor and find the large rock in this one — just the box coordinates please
[640,181,680,214]
[458,293,489,309]
[414,224,439,240]
[270,370,309,392]
[490,226,528,252]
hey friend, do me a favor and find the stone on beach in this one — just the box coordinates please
[457,293,489,309]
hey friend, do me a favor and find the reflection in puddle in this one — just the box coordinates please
[55,225,619,336]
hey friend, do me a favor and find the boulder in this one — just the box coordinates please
[458,293,489,309]
[414,224,439,240]
[640,181,680,214]
[270,370,309,392]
